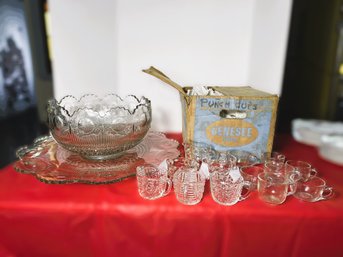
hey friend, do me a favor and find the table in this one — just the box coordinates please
[0,134,343,257]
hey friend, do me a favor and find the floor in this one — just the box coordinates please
[0,107,48,168]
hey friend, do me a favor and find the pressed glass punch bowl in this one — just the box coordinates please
[47,94,152,160]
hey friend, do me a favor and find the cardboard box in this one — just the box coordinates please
[181,86,279,157]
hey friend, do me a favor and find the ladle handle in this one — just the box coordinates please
[142,66,188,98]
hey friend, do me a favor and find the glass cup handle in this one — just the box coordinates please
[162,178,172,197]
[287,184,296,196]
[319,186,334,201]
[287,182,297,196]
[266,177,274,188]
[239,181,252,201]
[287,173,298,196]
[310,168,317,178]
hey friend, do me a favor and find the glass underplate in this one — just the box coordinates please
[13,131,180,184]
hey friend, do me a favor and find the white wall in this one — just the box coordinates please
[49,0,117,96]
[49,0,292,132]
[248,0,293,94]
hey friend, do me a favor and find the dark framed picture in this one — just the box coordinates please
[0,0,35,118]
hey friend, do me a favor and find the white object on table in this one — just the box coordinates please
[319,134,343,166]
[292,119,343,146]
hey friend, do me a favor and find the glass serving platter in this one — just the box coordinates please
[13,131,180,184]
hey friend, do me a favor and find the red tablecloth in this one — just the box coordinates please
[0,134,343,257]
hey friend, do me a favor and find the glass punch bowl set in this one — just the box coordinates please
[13,93,335,205]
[14,94,180,184]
